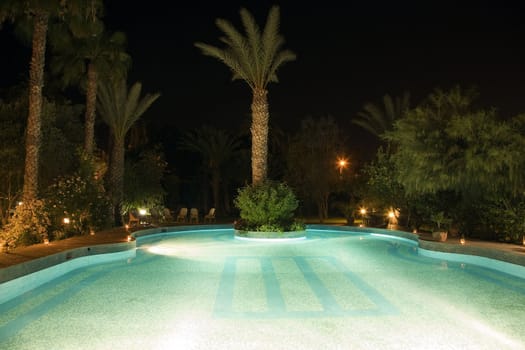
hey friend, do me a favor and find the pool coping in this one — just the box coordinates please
[1,224,523,305]
[0,241,136,305]
[308,225,525,272]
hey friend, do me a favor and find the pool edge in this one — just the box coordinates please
[1,224,524,305]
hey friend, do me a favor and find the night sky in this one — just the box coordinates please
[1,1,525,162]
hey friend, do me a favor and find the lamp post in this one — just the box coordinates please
[337,157,348,175]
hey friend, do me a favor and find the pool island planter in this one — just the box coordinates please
[234,229,306,240]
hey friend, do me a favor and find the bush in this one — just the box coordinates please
[234,181,304,232]
[0,199,51,248]
[44,172,111,238]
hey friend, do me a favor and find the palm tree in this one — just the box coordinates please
[179,126,243,215]
[353,91,411,142]
[0,0,101,201]
[50,25,131,156]
[195,6,296,184]
[97,77,160,226]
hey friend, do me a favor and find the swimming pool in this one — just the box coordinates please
[1,227,524,349]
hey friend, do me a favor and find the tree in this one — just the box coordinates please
[178,126,243,215]
[285,116,346,222]
[97,77,160,226]
[353,91,410,152]
[0,0,102,201]
[195,6,296,184]
[0,97,25,226]
[50,24,131,156]
[386,86,502,195]
[361,148,406,218]
[123,146,167,216]
[384,86,525,237]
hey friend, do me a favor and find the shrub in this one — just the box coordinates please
[45,172,111,238]
[0,199,51,248]
[234,181,304,231]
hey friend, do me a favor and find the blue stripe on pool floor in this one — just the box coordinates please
[213,256,398,318]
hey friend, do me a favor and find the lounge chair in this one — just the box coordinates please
[204,208,216,223]
[128,211,140,227]
[163,208,174,222]
[176,207,188,223]
[189,208,199,223]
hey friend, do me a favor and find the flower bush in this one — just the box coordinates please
[0,199,51,248]
[45,172,111,238]
[234,181,305,232]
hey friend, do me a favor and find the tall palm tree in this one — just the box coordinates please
[0,0,101,201]
[195,5,296,184]
[179,126,243,215]
[353,91,411,140]
[97,77,160,226]
[50,24,131,156]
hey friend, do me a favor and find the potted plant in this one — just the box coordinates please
[431,211,452,242]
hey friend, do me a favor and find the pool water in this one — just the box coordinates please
[1,229,524,349]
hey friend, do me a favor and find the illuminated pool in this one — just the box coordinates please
[1,227,524,349]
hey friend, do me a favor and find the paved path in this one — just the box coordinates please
[0,227,129,268]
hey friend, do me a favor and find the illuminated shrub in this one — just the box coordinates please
[0,199,51,248]
[45,173,111,238]
[234,181,304,232]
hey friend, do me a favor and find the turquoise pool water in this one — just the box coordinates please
[1,228,524,349]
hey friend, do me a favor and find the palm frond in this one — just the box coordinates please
[267,49,296,84]
[261,6,281,78]
[383,95,395,123]
[97,78,159,142]
[195,6,294,91]
[239,8,261,81]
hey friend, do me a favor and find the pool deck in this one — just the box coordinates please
[1,224,524,270]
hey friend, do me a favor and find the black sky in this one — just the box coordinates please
[2,1,525,162]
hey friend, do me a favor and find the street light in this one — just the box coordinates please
[337,157,348,175]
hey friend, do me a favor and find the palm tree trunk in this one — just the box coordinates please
[23,10,49,202]
[250,88,269,184]
[211,168,220,214]
[84,62,98,155]
[109,137,125,226]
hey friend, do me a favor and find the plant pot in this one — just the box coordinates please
[432,231,448,242]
